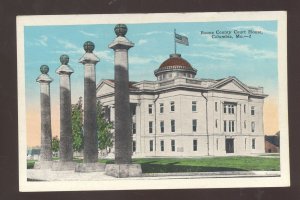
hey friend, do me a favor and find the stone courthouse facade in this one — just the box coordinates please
[97,53,267,157]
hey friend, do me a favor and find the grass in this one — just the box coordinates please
[27,156,280,172]
[133,157,279,173]
[27,160,36,169]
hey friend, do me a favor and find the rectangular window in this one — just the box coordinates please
[132,141,136,152]
[193,139,198,151]
[192,101,197,112]
[160,140,164,151]
[171,120,175,132]
[131,104,136,116]
[224,120,227,132]
[149,140,153,152]
[216,139,219,150]
[252,138,256,149]
[170,101,175,112]
[244,104,246,113]
[132,122,136,134]
[251,106,255,115]
[149,121,153,133]
[224,104,235,114]
[251,122,255,132]
[244,121,246,129]
[229,120,235,132]
[160,121,164,133]
[148,104,153,114]
[171,140,175,152]
[192,119,197,132]
[245,138,247,150]
[215,102,218,112]
[215,119,218,128]
[228,104,234,114]
[160,103,164,113]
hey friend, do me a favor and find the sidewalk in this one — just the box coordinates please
[27,169,280,181]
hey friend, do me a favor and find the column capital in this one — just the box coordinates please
[79,52,100,65]
[56,64,74,75]
[56,54,74,75]
[36,65,53,83]
[109,36,134,50]
[79,41,100,65]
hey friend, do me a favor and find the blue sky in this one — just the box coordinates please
[24,21,278,107]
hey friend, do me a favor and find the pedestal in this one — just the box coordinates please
[105,164,142,178]
[75,163,106,172]
[51,161,77,171]
[34,161,53,169]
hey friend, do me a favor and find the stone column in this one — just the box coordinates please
[52,55,76,171]
[75,41,105,172]
[105,24,142,177]
[34,65,53,169]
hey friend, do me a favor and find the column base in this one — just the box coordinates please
[105,164,142,178]
[75,162,106,172]
[51,161,77,171]
[34,161,53,169]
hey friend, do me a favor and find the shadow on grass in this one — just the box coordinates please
[138,161,247,173]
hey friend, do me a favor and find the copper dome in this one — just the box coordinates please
[154,54,197,76]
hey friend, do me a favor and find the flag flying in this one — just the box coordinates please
[175,33,189,46]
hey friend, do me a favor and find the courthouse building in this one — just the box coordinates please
[96,53,267,157]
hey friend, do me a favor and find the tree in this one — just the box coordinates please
[72,97,84,152]
[96,101,114,153]
[52,136,60,153]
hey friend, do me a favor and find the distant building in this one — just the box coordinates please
[27,148,40,160]
[97,53,267,157]
[265,133,280,153]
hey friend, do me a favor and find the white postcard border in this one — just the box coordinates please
[17,11,289,192]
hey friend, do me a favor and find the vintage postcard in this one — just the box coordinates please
[17,11,288,191]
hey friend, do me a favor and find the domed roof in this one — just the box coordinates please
[154,54,197,76]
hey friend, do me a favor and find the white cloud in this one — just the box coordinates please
[94,50,113,63]
[215,40,277,59]
[136,31,172,36]
[137,39,148,46]
[130,56,153,65]
[56,39,78,50]
[51,37,114,63]
[195,34,277,60]
[51,38,84,56]
[79,30,99,38]
[186,52,234,61]
[231,26,277,37]
[28,35,48,47]
[129,55,166,65]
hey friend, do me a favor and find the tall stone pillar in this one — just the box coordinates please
[52,55,76,171]
[105,24,142,177]
[75,41,105,172]
[34,65,53,169]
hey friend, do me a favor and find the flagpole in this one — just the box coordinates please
[174,29,177,54]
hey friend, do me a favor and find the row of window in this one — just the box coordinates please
[132,138,256,152]
[148,102,176,114]
[146,139,198,152]
[157,73,194,81]
[147,102,256,115]
[132,119,256,134]
[223,120,256,132]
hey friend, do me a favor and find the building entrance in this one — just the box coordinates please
[226,138,234,153]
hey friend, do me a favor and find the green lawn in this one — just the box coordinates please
[27,156,280,172]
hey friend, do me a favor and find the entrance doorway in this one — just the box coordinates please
[226,138,234,153]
